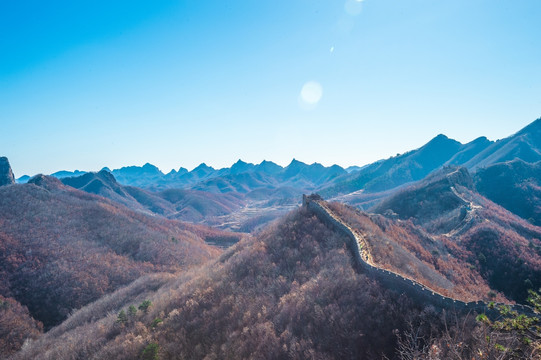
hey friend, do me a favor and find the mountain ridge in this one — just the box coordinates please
[322,117,541,197]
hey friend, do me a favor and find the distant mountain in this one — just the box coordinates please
[51,160,348,233]
[191,171,275,194]
[111,163,164,188]
[229,159,256,174]
[474,159,541,226]
[443,136,493,166]
[54,159,346,194]
[61,171,246,225]
[322,134,466,195]
[31,117,541,229]
[345,165,363,173]
[189,162,215,178]
[323,117,541,197]
[254,159,282,174]
[464,118,541,169]
[61,170,147,211]
[15,175,30,184]
[50,169,86,178]
[0,156,15,186]
[154,188,244,222]
[280,159,347,187]
[60,169,304,233]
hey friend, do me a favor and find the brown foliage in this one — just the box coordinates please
[0,182,223,329]
[367,166,541,303]
[326,201,499,302]
[11,208,434,360]
[0,295,42,358]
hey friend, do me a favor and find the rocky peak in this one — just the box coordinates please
[28,174,64,191]
[0,157,15,186]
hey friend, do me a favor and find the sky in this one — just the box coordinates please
[1,0,540,176]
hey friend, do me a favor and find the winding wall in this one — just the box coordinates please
[302,195,536,317]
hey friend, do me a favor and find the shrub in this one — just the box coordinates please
[141,342,159,360]
[138,300,152,313]
[116,310,128,324]
[128,305,138,317]
[150,318,163,328]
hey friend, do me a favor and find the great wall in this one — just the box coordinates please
[302,194,538,317]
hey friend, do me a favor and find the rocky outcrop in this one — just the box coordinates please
[28,174,65,191]
[0,157,15,186]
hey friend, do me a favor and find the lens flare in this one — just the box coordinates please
[300,81,323,105]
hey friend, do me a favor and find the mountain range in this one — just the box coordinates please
[322,118,541,196]
[18,118,540,201]
[9,169,541,359]
[2,117,541,358]
[16,117,538,231]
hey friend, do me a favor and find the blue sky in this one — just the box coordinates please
[1,0,540,176]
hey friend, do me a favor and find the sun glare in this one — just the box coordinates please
[300,81,323,106]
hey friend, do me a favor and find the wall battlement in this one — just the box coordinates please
[302,195,537,317]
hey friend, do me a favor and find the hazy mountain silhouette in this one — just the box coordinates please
[465,118,541,169]
[444,136,493,166]
[48,159,346,194]
[50,169,86,179]
[324,117,541,197]
[15,175,30,183]
[322,134,466,195]
[19,117,541,231]
[61,171,246,225]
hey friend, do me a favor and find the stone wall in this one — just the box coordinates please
[303,195,537,317]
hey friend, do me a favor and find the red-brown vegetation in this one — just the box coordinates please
[370,166,541,303]
[0,180,233,333]
[0,296,42,358]
[10,208,440,360]
[326,201,501,302]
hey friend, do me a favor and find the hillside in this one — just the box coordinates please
[321,134,475,196]
[0,174,233,334]
[61,170,150,212]
[0,295,42,356]
[60,170,302,232]
[61,170,246,224]
[9,207,439,360]
[372,167,541,303]
[474,159,541,226]
[11,198,540,360]
[324,200,501,303]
